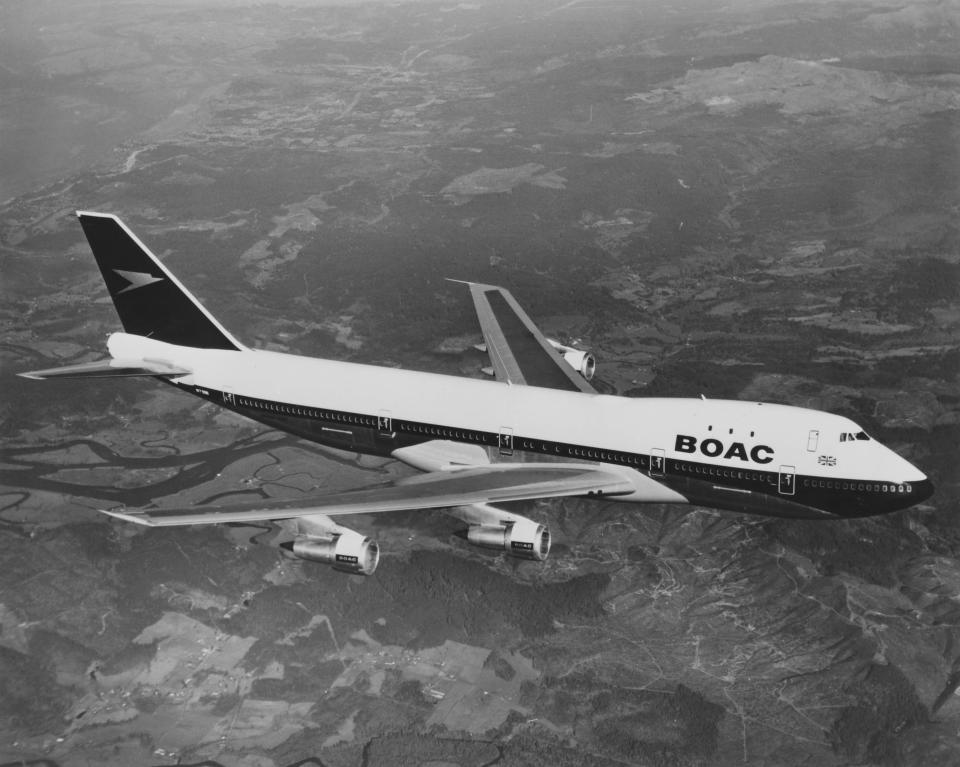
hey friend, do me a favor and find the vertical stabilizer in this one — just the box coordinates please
[77,211,244,351]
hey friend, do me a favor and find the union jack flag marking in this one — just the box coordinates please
[818,455,837,466]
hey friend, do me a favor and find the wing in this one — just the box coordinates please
[100,463,634,527]
[453,280,597,393]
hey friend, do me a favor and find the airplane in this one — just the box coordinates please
[19,212,934,575]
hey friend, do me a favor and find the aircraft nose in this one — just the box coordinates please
[909,477,934,506]
[887,450,933,510]
[884,476,934,513]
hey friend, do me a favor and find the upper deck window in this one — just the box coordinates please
[840,431,871,442]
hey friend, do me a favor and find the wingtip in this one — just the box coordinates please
[99,508,154,526]
[446,278,504,291]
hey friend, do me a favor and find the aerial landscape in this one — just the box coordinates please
[1,0,958,764]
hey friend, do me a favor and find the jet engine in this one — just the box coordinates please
[467,518,551,561]
[547,338,596,381]
[292,530,380,575]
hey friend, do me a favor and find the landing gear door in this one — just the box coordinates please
[778,465,796,496]
[650,448,666,477]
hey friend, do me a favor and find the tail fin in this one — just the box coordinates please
[77,211,244,351]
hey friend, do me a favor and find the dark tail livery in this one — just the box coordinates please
[77,211,243,351]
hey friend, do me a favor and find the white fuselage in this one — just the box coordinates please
[108,332,930,518]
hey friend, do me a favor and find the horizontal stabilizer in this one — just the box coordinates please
[18,358,191,380]
[99,463,635,527]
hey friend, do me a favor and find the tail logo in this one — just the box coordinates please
[114,269,163,295]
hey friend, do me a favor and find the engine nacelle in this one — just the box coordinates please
[292,531,380,575]
[467,519,551,561]
[547,338,596,381]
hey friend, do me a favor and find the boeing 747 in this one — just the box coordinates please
[19,212,934,575]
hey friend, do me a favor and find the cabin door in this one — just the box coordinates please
[650,448,666,477]
[778,465,796,495]
[499,427,514,456]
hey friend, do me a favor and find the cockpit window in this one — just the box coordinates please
[840,431,871,442]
